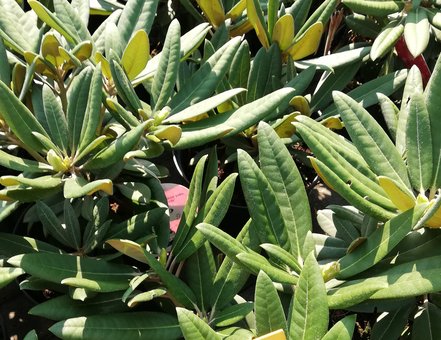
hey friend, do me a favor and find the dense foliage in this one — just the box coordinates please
[0,0,441,339]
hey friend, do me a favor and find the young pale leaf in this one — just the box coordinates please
[121,29,150,80]
[370,21,404,61]
[404,7,430,58]
[377,176,415,212]
[257,122,311,260]
[406,93,433,192]
[333,91,411,189]
[0,267,25,289]
[322,314,356,340]
[151,20,180,112]
[196,0,225,28]
[127,288,167,307]
[238,149,290,249]
[50,312,181,339]
[177,307,221,340]
[247,0,269,49]
[289,253,328,340]
[255,271,287,336]
[272,14,295,51]
[425,54,441,190]
[337,205,427,279]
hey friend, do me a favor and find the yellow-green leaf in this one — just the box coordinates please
[287,22,323,60]
[289,95,310,116]
[247,0,270,49]
[378,176,415,212]
[196,0,225,28]
[272,14,295,52]
[107,239,147,264]
[121,30,150,80]
[226,0,246,20]
[154,125,181,145]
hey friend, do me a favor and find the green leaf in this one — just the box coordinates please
[333,91,411,189]
[236,252,298,285]
[50,312,181,339]
[370,304,413,340]
[341,0,404,16]
[78,64,103,153]
[295,0,338,38]
[287,0,312,34]
[406,93,433,192]
[238,149,290,249]
[370,21,404,61]
[0,80,47,153]
[29,291,130,321]
[425,54,441,190]
[174,173,237,262]
[116,181,151,204]
[260,243,302,274]
[63,176,113,198]
[181,242,216,312]
[8,253,137,292]
[0,38,10,84]
[247,45,282,103]
[337,205,427,279]
[0,232,63,257]
[211,302,254,327]
[229,40,250,104]
[110,60,142,112]
[42,85,69,153]
[53,0,91,42]
[152,19,180,112]
[255,270,287,336]
[345,14,381,39]
[322,314,356,340]
[83,121,149,170]
[177,307,221,340]
[247,0,269,48]
[0,267,25,289]
[106,208,166,241]
[311,62,361,112]
[168,37,240,114]
[37,200,72,248]
[117,0,159,45]
[377,93,399,141]
[28,0,78,44]
[327,280,387,309]
[404,7,430,58]
[23,329,38,340]
[295,46,371,70]
[172,155,207,255]
[288,253,328,340]
[67,67,93,152]
[257,122,312,260]
[63,200,82,250]
[142,249,197,308]
[411,302,441,340]
[176,87,295,149]
[322,69,408,119]
[164,88,246,124]
[126,288,167,307]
